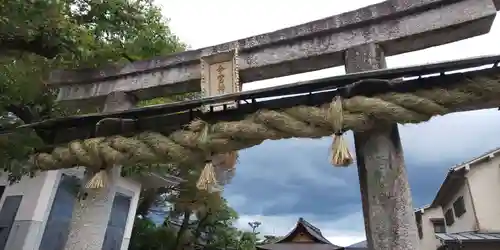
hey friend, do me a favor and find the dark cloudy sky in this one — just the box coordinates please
[157,0,500,246]
[223,109,500,246]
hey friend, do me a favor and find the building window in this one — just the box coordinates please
[103,193,132,250]
[453,196,466,218]
[445,209,455,226]
[39,174,79,250]
[0,195,23,250]
[432,219,446,233]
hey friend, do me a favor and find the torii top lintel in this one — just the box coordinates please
[51,0,499,108]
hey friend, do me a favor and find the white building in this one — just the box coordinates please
[348,147,500,250]
[416,147,500,250]
[0,167,179,250]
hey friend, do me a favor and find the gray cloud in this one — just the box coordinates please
[224,108,500,244]
[156,0,500,245]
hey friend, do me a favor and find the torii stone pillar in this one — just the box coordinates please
[64,91,137,250]
[345,44,419,250]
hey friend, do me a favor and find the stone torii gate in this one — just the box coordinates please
[47,0,499,249]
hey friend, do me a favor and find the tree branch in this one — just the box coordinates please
[5,104,52,143]
[174,210,192,250]
[121,52,135,62]
[5,105,35,124]
[136,188,158,216]
[193,209,212,244]
[0,36,61,59]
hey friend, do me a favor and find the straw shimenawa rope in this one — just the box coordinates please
[32,73,500,178]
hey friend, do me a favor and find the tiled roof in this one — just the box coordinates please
[257,243,339,250]
[436,232,500,243]
[297,218,335,245]
[259,218,342,250]
[452,147,500,170]
[432,147,500,207]
[343,232,500,249]
[343,240,368,249]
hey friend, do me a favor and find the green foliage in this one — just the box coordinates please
[129,192,260,250]
[0,128,43,183]
[129,169,259,250]
[129,218,178,250]
[0,0,77,59]
[0,0,186,62]
[260,235,283,244]
[138,92,202,107]
[0,0,186,181]
[1,2,262,249]
[238,231,260,250]
[1,0,186,113]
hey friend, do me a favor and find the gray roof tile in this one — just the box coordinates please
[436,232,500,243]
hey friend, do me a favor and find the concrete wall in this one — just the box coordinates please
[116,176,141,250]
[441,182,477,233]
[466,156,500,232]
[62,167,141,250]
[419,207,444,250]
[0,168,141,250]
[0,170,60,250]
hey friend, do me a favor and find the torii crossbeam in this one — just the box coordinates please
[4,54,500,144]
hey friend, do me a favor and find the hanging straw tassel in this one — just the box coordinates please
[330,133,353,166]
[194,120,223,192]
[192,119,210,147]
[327,96,353,167]
[211,152,239,186]
[85,168,108,189]
[225,151,238,170]
[196,161,220,193]
[212,151,238,171]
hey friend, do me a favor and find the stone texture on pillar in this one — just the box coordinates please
[64,91,136,250]
[344,44,419,250]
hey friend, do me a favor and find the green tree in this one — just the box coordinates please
[1,2,257,250]
[129,180,244,250]
[129,217,178,250]
[129,167,257,250]
[238,231,259,250]
[259,235,283,244]
[0,0,186,181]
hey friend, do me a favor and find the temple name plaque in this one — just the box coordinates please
[200,48,240,113]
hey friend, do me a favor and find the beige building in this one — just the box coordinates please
[416,147,500,250]
[0,167,179,250]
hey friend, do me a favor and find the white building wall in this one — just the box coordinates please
[0,168,142,250]
[418,207,444,250]
[441,181,477,233]
[0,170,61,250]
[117,177,141,250]
[466,156,500,231]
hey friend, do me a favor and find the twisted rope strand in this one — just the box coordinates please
[33,74,500,171]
